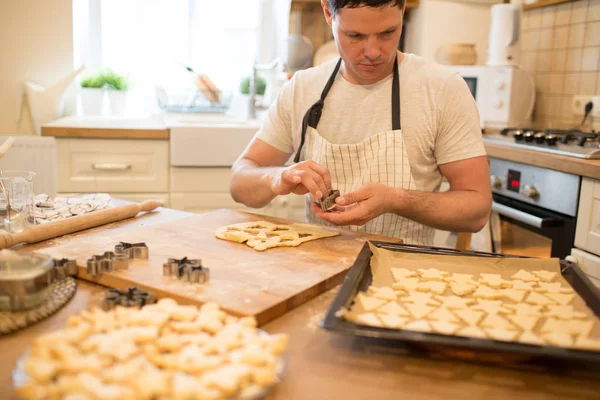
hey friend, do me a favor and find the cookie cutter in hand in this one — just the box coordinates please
[162,257,210,284]
[114,241,149,259]
[319,189,340,211]
[102,286,157,310]
[86,251,129,277]
[53,258,79,279]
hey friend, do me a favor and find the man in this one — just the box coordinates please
[230,0,491,245]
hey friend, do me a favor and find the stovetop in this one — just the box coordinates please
[483,128,600,159]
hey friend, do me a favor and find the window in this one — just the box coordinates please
[74,0,262,114]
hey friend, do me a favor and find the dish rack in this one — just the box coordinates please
[155,85,232,113]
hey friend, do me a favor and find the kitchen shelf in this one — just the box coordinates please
[523,0,577,10]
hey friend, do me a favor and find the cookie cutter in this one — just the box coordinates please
[86,251,129,277]
[114,241,149,259]
[102,286,157,311]
[319,189,340,211]
[162,257,210,284]
[53,258,78,280]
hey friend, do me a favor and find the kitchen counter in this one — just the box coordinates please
[485,142,600,179]
[2,207,600,399]
[41,115,169,140]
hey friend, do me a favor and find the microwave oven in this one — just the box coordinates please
[449,65,536,129]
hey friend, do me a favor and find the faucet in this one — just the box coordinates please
[249,58,285,119]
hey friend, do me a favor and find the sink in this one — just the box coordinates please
[167,117,263,167]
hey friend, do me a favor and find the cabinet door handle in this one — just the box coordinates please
[92,163,132,171]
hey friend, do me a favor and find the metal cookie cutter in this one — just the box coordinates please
[162,257,210,284]
[102,286,157,311]
[319,189,340,212]
[86,251,129,277]
[115,241,149,259]
[53,258,78,279]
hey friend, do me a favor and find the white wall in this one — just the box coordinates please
[0,0,74,134]
[404,0,499,65]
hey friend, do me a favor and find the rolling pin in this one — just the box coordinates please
[0,199,161,249]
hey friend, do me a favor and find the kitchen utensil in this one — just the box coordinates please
[0,276,76,335]
[34,208,389,326]
[0,170,36,234]
[0,251,55,311]
[286,9,314,72]
[435,43,477,66]
[313,40,339,66]
[487,3,521,67]
[17,65,86,134]
[322,241,600,370]
[0,137,15,159]
[163,257,210,284]
[0,199,161,250]
[287,35,314,72]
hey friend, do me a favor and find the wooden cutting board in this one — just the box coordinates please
[35,209,395,325]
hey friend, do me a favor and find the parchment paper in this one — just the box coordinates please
[344,242,600,345]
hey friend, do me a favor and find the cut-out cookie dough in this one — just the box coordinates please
[215,221,340,251]
[511,270,538,282]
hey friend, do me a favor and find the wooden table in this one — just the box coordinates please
[2,208,600,400]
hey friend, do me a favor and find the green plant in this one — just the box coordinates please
[79,73,105,89]
[239,76,266,96]
[79,69,130,91]
[103,69,130,91]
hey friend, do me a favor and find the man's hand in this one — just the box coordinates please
[310,183,394,226]
[271,160,332,201]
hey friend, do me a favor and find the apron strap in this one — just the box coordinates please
[294,55,401,163]
[294,58,342,163]
[391,56,401,131]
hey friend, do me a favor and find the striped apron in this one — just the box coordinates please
[293,57,434,245]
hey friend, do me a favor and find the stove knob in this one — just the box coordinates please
[545,135,558,146]
[522,185,539,199]
[514,131,524,141]
[524,132,535,142]
[490,176,502,189]
[534,133,546,144]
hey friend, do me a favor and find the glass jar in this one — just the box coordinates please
[0,170,36,234]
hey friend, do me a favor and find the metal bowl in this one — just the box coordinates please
[0,251,54,311]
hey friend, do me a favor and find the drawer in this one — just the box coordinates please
[170,167,231,193]
[57,139,169,193]
[575,178,600,256]
[569,248,600,287]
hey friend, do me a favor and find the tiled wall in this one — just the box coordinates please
[521,0,600,131]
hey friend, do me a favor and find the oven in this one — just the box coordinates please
[488,158,580,259]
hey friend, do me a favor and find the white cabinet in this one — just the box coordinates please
[169,167,306,221]
[569,248,600,287]
[57,138,169,193]
[575,178,600,256]
[56,138,170,205]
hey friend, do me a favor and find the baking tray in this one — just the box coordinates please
[321,241,600,370]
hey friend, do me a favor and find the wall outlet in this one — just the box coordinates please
[572,95,600,118]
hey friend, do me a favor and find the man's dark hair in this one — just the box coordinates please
[326,0,406,15]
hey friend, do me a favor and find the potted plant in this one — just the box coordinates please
[79,72,105,116]
[104,69,131,115]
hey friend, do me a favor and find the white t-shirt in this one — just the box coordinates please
[255,52,486,194]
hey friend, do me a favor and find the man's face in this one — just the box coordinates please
[323,2,404,85]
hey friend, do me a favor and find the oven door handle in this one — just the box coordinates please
[491,202,562,229]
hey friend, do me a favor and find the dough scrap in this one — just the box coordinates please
[215,221,340,251]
